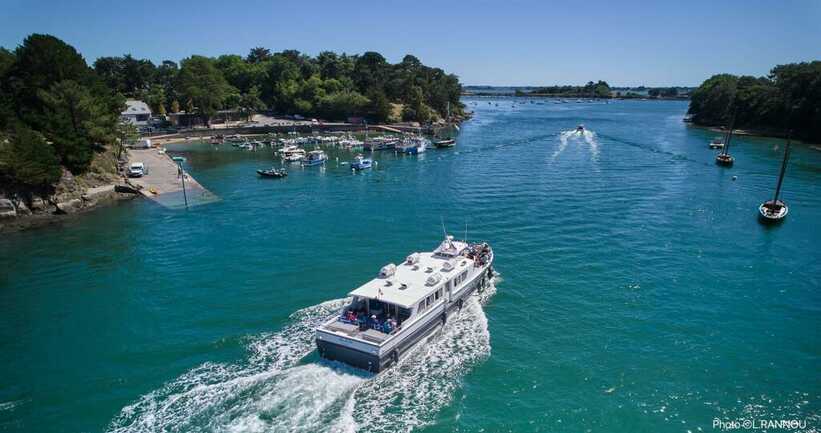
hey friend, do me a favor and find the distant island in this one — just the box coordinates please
[687,61,821,143]
[462,83,693,99]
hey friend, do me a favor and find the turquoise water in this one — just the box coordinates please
[1,99,819,432]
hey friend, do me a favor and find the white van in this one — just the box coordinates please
[128,162,146,178]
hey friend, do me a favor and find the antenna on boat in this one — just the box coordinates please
[464,220,468,243]
[441,216,448,239]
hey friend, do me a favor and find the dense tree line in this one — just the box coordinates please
[517,81,612,97]
[0,34,124,194]
[688,61,821,143]
[648,87,679,98]
[92,48,464,125]
[0,34,465,192]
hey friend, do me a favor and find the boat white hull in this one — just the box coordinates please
[759,200,788,222]
[316,260,494,373]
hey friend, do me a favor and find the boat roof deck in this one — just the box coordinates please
[349,248,475,309]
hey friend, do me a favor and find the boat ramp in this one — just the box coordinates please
[126,149,218,209]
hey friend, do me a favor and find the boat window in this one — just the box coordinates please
[368,299,387,314]
[435,289,441,300]
[418,301,426,313]
[398,307,412,325]
[426,295,433,307]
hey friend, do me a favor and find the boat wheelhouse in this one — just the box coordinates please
[315,235,494,372]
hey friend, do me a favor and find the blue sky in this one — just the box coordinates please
[1,0,819,87]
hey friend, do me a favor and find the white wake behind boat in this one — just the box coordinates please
[315,235,494,372]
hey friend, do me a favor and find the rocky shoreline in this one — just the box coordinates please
[0,169,140,233]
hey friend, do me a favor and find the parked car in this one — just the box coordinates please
[128,162,146,178]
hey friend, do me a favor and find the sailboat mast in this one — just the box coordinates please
[772,131,792,203]
[723,111,736,156]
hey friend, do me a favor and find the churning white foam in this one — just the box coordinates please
[553,129,599,161]
[108,280,498,433]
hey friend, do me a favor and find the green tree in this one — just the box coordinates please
[38,80,123,173]
[0,47,16,130]
[0,126,62,191]
[246,47,271,64]
[688,74,739,126]
[366,89,391,123]
[239,85,265,121]
[8,34,92,127]
[354,52,388,92]
[176,55,233,124]
[144,84,166,115]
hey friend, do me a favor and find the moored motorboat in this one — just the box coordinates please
[257,168,288,178]
[709,137,724,149]
[282,147,306,162]
[433,138,456,148]
[302,150,327,166]
[351,154,373,170]
[364,136,398,151]
[397,136,428,154]
[315,234,494,372]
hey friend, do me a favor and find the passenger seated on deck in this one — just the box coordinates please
[382,320,394,334]
[345,310,357,322]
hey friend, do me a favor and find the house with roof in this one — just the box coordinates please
[121,100,152,126]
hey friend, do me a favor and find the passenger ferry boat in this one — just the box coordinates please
[315,235,494,372]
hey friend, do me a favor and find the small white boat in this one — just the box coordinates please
[351,154,373,170]
[284,148,306,162]
[759,200,788,221]
[709,137,724,149]
[302,150,327,166]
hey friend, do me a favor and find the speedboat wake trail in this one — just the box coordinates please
[553,127,599,161]
[107,281,499,433]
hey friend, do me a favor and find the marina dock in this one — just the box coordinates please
[126,149,218,208]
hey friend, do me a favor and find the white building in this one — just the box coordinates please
[121,100,152,126]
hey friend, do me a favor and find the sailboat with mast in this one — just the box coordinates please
[434,101,457,148]
[758,132,792,223]
[715,113,736,166]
